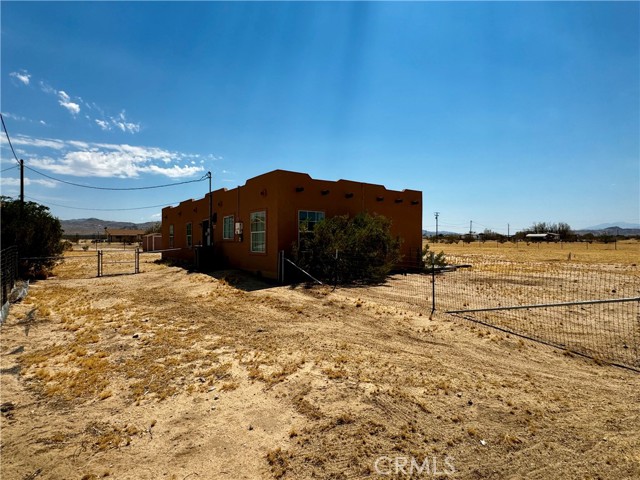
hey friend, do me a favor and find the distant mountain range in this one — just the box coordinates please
[575,226,640,236]
[582,222,640,230]
[63,219,638,237]
[60,218,157,235]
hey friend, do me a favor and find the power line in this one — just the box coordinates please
[1,165,18,173]
[0,113,22,165]
[24,164,208,191]
[24,194,180,212]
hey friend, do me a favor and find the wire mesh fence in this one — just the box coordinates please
[1,245,19,311]
[283,253,435,313]
[439,255,640,370]
[285,251,640,371]
[20,249,161,280]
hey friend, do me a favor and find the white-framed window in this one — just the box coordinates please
[250,211,266,253]
[223,215,234,240]
[186,222,192,247]
[298,210,325,244]
[169,224,174,248]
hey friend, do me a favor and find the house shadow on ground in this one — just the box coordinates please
[204,269,278,292]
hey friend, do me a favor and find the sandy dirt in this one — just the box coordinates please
[1,246,639,479]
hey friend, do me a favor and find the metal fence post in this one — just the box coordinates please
[334,249,339,290]
[431,252,436,314]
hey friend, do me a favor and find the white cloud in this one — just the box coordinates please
[150,213,161,219]
[27,76,141,134]
[10,70,31,85]
[14,134,206,179]
[95,112,140,134]
[110,111,140,134]
[58,90,81,115]
[39,120,47,126]
[8,135,66,150]
[0,177,57,188]
[39,81,56,95]
[0,112,28,122]
[95,119,111,131]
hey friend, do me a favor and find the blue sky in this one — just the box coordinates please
[1,2,638,233]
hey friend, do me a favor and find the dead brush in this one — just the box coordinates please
[266,448,289,479]
[292,393,323,420]
[85,422,142,451]
[335,412,355,425]
[219,381,240,392]
[500,433,524,448]
[266,360,305,385]
[199,362,233,381]
[322,367,348,380]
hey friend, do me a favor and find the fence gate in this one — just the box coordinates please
[98,248,140,277]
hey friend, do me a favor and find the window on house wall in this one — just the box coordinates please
[169,224,174,248]
[298,210,325,245]
[223,215,234,240]
[250,211,266,253]
[186,223,192,247]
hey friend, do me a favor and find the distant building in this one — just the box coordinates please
[142,233,162,251]
[105,229,146,243]
[161,169,423,280]
[525,233,560,242]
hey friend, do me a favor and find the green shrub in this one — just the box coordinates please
[1,197,64,277]
[422,244,447,270]
[292,212,401,284]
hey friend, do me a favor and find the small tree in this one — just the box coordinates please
[0,196,64,277]
[524,221,574,241]
[293,212,401,284]
[145,221,162,234]
[422,243,446,270]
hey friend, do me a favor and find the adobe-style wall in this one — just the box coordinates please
[161,170,422,279]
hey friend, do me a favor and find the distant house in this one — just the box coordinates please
[161,169,423,280]
[525,233,560,242]
[105,229,146,244]
[142,233,162,251]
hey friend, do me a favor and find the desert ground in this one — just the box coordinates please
[1,241,639,479]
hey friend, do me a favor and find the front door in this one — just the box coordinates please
[202,220,211,247]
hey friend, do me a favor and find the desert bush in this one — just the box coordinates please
[422,244,447,269]
[292,212,401,284]
[1,197,63,278]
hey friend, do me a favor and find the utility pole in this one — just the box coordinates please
[507,223,510,240]
[434,212,440,243]
[208,172,213,248]
[469,220,473,235]
[19,159,24,218]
